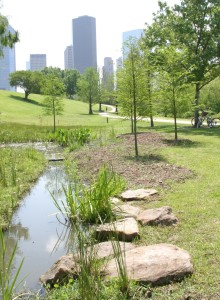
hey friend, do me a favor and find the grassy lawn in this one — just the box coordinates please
[1,91,220,299]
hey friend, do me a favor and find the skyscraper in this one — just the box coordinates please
[30,54,46,71]
[64,45,73,70]
[122,29,144,60]
[0,25,16,91]
[102,57,114,87]
[72,15,97,73]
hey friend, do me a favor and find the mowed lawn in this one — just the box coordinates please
[1,90,220,298]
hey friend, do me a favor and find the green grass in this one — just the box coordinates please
[1,90,220,299]
[0,147,47,228]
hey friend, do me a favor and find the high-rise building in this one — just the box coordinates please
[122,29,144,44]
[102,57,114,87]
[30,54,46,71]
[116,57,122,71]
[64,45,73,70]
[0,25,16,91]
[122,29,144,59]
[72,15,97,73]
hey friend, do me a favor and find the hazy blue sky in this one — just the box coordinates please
[2,0,180,70]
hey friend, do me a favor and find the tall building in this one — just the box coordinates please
[72,15,97,73]
[0,25,16,91]
[64,45,73,70]
[122,29,144,44]
[102,57,114,87]
[30,54,46,71]
[116,57,122,71]
[122,29,144,59]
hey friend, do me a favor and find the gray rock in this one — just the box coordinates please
[104,243,193,285]
[93,241,136,259]
[121,189,158,201]
[113,204,142,218]
[137,206,178,226]
[39,253,78,286]
[95,217,140,242]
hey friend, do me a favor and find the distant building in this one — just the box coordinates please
[102,57,114,87]
[30,54,46,71]
[122,29,144,60]
[72,15,97,73]
[0,25,16,91]
[64,45,73,70]
[116,57,122,71]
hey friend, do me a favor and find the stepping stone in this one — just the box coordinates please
[137,206,178,226]
[95,217,140,242]
[104,243,193,285]
[121,189,158,201]
[92,241,136,259]
[113,204,142,219]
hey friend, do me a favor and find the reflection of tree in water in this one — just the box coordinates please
[45,163,69,197]
[1,223,29,278]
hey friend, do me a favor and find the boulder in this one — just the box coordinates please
[39,253,78,286]
[113,204,142,219]
[104,243,193,285]
[137,206,178,226]
[39,241,136,286]
[95,217,140,242]
[93,241,136,259]
[121,189,158,201]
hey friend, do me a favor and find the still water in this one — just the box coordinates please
[4,163,72,291]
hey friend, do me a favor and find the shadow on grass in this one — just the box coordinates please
[138,123,220,139]
[10,95,44,107]
[124,153,167,164]
[162,138,200,148]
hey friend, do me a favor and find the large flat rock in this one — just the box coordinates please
[104,243,193,285]
[113,204,142,219]
[137,206,178,226]
[121,189,158,201]
[95,217,140,242]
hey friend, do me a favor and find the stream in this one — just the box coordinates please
[3,144,73,293]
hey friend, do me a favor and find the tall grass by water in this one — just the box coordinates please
[52,164,126,225]
[0,147,47,228]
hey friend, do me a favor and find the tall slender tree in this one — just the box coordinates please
[77,67,100,115]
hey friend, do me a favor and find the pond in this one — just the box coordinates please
[3,162,73,292]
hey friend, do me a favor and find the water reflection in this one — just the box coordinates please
[3,163,73,291]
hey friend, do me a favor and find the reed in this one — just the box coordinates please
[0,229,24,300]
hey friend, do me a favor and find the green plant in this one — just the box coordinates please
[52,164,125,225]
[0,229,24,300]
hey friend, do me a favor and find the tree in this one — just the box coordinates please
[9,71,44,99]
[0,13,19,57]
[63,69,80,99]
[155,46,192,140]
[77,67,100,115]
[42,76,65,132]
[117,38,148,157]
[144,0,220,127]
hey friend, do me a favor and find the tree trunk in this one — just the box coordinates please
[89,95,93,115]
[99,102,102,112]
[173,88,178,140]
[194,83,200,128]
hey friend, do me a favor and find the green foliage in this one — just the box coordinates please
[0,229,24,300]
[49,128,92,150]
[52,164,125,224]
[77,67,100,114]
[0,16,19,57]
[0,147,47,228]
[42,76,65,132]
[63,69,80,98]
[9,71,44,100]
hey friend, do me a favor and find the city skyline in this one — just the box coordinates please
[1,0,180,71]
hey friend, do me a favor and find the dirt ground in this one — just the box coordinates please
[71,132,193,190]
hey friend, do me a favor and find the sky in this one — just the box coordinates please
[1,0,180,71]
